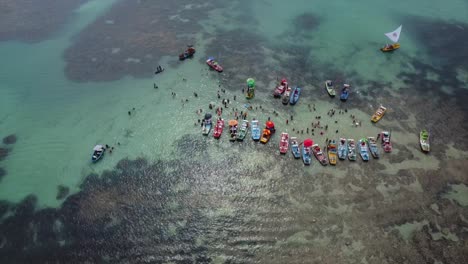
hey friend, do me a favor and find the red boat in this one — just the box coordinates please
[312,144,328,165]
[206,58,223,72]
[273,78,288,97]
[279,132,289,154]
[179,46,195,60]
[213,118,225,139]
[381,131,392,152]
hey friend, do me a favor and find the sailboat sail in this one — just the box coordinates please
[384,25,402,43]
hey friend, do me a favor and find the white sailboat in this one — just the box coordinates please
[381,25,402,52]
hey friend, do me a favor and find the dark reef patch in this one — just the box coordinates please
[0,0,88,42]
[64,0,222,82]
[0,167,5,181]
[293,12,321,33]
[2,134,17,145]
[0,148,9,161]
[56,185,69,200]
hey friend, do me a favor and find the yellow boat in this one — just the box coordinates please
[371,106,387,123]
[381,43,400,52]
[380,25,402,52]
[260,128,271,144]
[327,140,338,165]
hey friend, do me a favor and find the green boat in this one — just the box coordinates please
[325,80,336,97]
[236,120,249,141]
[420,129,430,152]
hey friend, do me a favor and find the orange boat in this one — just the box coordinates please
[381,43,400,52]
[371,105,387,123]
[260,129,271,144]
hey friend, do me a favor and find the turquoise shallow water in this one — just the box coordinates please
[0,0,467,207]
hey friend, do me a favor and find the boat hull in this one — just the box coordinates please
[290,87,301,105]
[381,43,400,52]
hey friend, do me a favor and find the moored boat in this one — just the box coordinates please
[381,131,392,152]
[202,113,213,135]
[213,118,224,139]
[367,137,380,158]
[251,119,261,141]
[325,80,336,97]
[302,138,313,165]
[282,86,292,105]
[327,140,338,165]
[260,128,272,144]
[246,78,256,99]
[228,120,238,141]
[347,139,357,161]
[291,137,301,159]
[179,46,195,60]
[338,138,347,160]
[358,139,370,161]
[371,105,387,123]
[420,129,430,152]
[381,25,402,52]
[312,143,328,165]
[273,78,288,97]
[340,84,350,101]
[91,145,105,163]
[279,132,289,154]
[289,87,301,105]
[236,120,249,141]
[206,57,223,72]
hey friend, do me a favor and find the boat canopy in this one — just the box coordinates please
[247,78,255,87]
[93,145,104,151]
[205,113,212,119]
[304,138,313,147]
[385,25,402,43]
[228,120,238,126]
[266,121,275,128]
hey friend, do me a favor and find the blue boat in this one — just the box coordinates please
[91,145,105,163]
[202,113,212,135]
[290,137,301,159]
[289,87,301,105]
[251,119,261,141]
[358,139,370,161]
[338,138,347,160]
[340,84,350,101]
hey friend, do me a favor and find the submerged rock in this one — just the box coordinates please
[2,134,17,144]
[0,167,5,180]
[56,185,70,200]
[0,148,9,161]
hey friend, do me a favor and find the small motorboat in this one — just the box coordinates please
[246,78,256,99]
[338,138,347,160]
[282,86,292,105]
[236,120,249,141]
[91,145,105,163]
[179,46,196,60]
[312,143,328,166]
[381,25,402,52]
[206,57,223,72]
[367,137,380,158]
[260,128,272,144]
[325,80,336,97]
[154,66,165,74]
[371,105,387,123]
[347,139,357,161]
[289,87,301,105]
[228,120,238,141]
[202,113,212,136]
[302,139,313,165]
[381,131,392,153]
[420,129,430,152]
[340,84,350,101]
[273,78,288,97]
[359,139,370,161]
[213,118,224,139]
[251,119,261,141]
[290,137,301,159]
[327,140,338,165]
[279,132,289,154]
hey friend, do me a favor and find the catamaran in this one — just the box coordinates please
[381,25,402,52]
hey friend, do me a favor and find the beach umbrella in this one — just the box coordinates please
[247,78,255,87]
[228,120,238,126]
[303,138,313,147]
[266,121,275,128]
